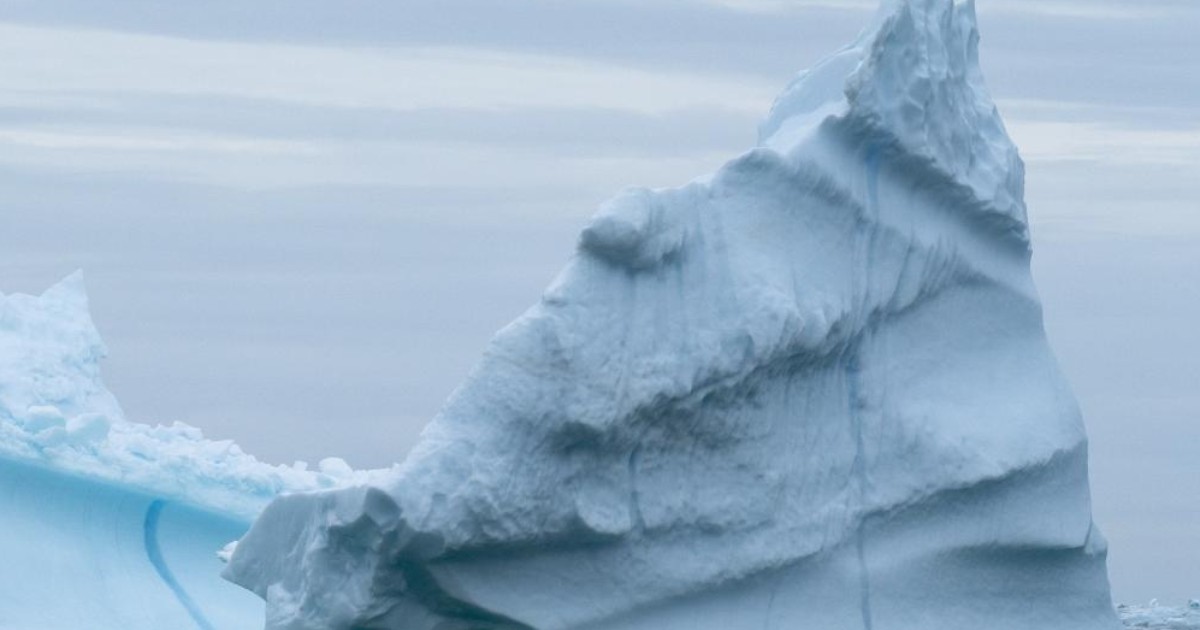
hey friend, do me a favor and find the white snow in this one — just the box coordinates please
[224,1,1120,629]
[0,271,373,519]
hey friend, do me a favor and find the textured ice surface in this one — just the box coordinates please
[224,0,1120,628]
[1119,601,1200,629]
[0,272,370,518]
[0,273,374,628]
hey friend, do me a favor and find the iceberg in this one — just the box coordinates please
[0,273,370,629]
[224,1,1120,629]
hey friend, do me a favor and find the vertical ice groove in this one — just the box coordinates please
[855,527,874,630]
[851,142,886,630]
[763,573,783,630]
[627,446,645,534]
[143,500,215,630]
[846,346,874,630]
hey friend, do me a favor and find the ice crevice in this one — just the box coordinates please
[848,141,886,630]
[144,500,217,630]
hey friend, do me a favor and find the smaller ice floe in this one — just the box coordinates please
[0,272,378,519]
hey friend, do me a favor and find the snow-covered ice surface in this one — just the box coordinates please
[0,273,374,628]
[1119,602,1200,629]
[225,0,1120,629]
[0,271,371,518]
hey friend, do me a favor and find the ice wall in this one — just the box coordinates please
[0,455,264,629]
[225,1,1120,629]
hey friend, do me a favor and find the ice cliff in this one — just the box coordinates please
[225,1,1120,629]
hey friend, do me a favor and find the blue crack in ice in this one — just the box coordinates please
[143,500,215,630]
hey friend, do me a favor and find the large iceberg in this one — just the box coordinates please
[225,0,1120,628]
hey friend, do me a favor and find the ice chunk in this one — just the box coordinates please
[317,456,354,477]
[24,405,67,432]
[218,541,239,564]
[66,412,112,443]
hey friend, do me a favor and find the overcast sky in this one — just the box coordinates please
[0,0,1197,606]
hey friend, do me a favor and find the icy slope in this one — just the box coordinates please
[0,274,368,629]
[0,456,262,629]
[226,1,1119,629]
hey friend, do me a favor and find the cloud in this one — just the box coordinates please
[0,23,777,114]
[0,2,865,80]
[978,0,1185,20]
[0,98,757,193]
[699,0,1187,20]
[0,93,759,156]
[699,0,874,13]
[1008,119,1200,166]
[0,128,317,155]
[999,98,1200,167]
[998,98,1199,124]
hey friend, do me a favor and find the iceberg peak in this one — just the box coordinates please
[0,269,116,424]
[762,0,1025,232]
[38,268,90,308]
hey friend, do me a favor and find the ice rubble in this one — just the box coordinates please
[0,271,369,519]
[1119,601,1200,629]
[224,0,1119,629]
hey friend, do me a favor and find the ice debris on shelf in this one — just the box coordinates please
[0,272,375,519]
[1118,600,1200,629]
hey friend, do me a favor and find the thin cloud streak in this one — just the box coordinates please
[0,128,318,155]
[998,98,1200,125]
[0,23,776,115]
[0,4,867,81]
[0,93,760,158]
[700,0,874,13]
[702,0,1186,20]
[979,0,1184,20]
[1009,119,1200,166]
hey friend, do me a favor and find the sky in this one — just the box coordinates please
[0,0,1197,606]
